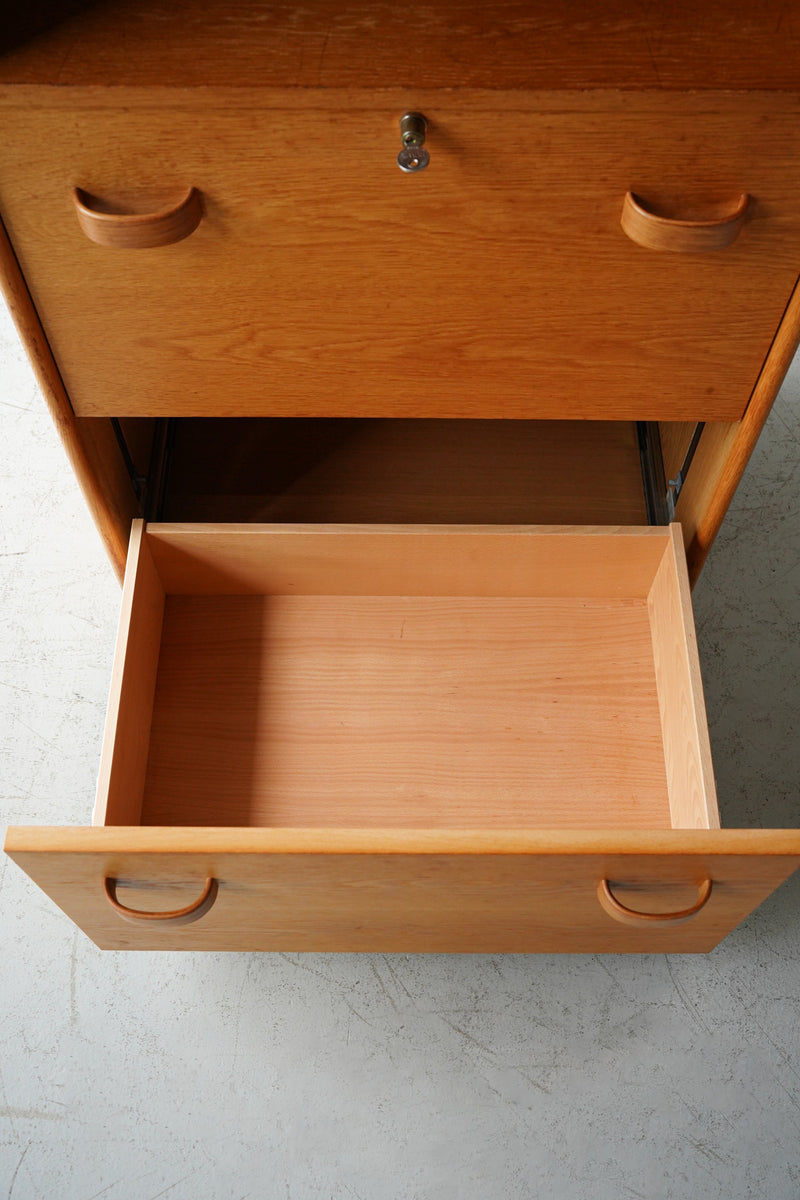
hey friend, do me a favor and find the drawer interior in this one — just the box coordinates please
[120,417,658,526]
[95,523,718,834]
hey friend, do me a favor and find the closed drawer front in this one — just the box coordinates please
[2,92,800,421]
[6,520,800,951]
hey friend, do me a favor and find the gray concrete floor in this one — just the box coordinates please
[1,294,798,1200]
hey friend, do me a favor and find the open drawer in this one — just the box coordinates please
[6,521,800,951]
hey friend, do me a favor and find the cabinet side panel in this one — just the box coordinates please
[658,421,698,486]
[678,274,800,582]
[0,212,138,578]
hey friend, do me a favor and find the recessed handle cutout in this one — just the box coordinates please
[72,186,203,249]
[103,876,218,925]
[621,191,749,252]
[597,876,712,926]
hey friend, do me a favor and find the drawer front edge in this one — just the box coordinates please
[6,828,800,953]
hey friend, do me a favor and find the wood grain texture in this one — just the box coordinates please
[2,94,800,419]
[647,527,719,830]
[162,418,647,526]
[677,274,800,581]
[676,422,739,578]
[93,521,165,825]
[620,191,749,253]
[2,0,800,91]
[102,525,696,835]
[0,211,137,578]
[142,523,670,598]
[140,593,669,830]
[6,827,800,952]
[658,421,698,489]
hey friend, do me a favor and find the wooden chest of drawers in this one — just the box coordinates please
[3,0,800,951]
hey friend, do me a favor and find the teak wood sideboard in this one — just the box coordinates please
[3,0,800,952]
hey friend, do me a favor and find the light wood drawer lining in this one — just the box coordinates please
[92,522,718,836]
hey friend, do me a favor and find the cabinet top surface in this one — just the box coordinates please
[2,0,800,92]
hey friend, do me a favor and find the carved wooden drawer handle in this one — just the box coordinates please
[621,191,749,252]
[597,877,712,927]
[72,187,203,249]
[103,876,218,925]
